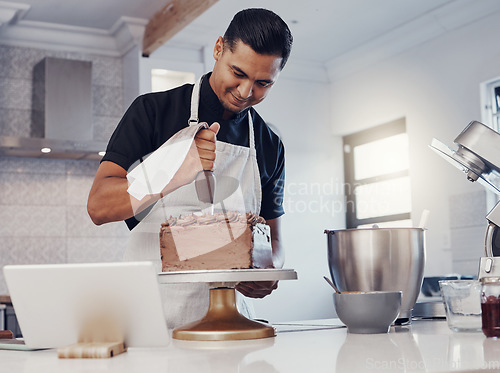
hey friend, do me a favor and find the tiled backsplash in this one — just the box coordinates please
[0,157,130,295]
[0,45,129,295]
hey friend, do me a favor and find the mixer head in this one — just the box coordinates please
[430,121,500,260]
[429,121,500,195]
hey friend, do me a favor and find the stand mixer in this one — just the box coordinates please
[430,120,500,278]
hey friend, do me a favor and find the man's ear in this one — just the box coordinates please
[213,36,224,61]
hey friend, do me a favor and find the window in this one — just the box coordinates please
[151,69,195,92]
[481,77,500,131]
[480,78,500,210]
[343,118,412,228]
[495,86,500,129]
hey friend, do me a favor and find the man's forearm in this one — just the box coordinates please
[87,161,189,225]
[87,175,152,225]
[87,161,161,225]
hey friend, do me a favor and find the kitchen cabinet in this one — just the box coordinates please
[1,319,498,372]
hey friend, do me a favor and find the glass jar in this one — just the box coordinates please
[481,277,500,338]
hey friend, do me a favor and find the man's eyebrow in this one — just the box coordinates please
[232,65,274,84]
[232,65,247,77]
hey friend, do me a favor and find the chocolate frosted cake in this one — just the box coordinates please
[160,212,273,271]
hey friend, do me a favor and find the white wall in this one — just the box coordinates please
[251,77,345,322]
[327,11,500,277]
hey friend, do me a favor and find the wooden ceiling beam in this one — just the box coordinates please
[142,0,219,57]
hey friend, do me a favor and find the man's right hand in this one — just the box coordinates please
[169,122,220,189]
[195,122,220,171]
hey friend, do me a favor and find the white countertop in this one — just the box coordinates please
[2,319,499,373]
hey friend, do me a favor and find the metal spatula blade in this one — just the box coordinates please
[195,170,216,204]
[195,170,237,239]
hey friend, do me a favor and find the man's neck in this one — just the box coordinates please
[222,110,235,121]
[207,72,237,121]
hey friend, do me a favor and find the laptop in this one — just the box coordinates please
[3,261,169,349]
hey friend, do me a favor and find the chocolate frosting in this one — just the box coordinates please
[161,212,266,228]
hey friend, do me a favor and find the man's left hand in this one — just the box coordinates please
[235,280,278,298]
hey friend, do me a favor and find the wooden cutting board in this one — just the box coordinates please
[57,341,126,358]
[57,314,127,359]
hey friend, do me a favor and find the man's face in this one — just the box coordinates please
[209,37,283,118]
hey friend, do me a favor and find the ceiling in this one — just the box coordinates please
[2,0,500,68]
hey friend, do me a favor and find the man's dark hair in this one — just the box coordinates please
[223,8,293,70]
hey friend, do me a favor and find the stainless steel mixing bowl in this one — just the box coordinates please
[325,227,426,322]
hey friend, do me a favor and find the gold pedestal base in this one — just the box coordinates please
[173,287,275,341]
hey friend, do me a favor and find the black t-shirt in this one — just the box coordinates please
[102,74,285,230]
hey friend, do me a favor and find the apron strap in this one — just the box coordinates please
[247,111,255,150]
[188,76,203,126]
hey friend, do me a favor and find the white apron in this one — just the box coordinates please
[123,75,262,329]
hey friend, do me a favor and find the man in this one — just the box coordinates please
[87,8,293,327]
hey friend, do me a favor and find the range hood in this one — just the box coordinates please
[0,135,107,161]
[0,57,108,161]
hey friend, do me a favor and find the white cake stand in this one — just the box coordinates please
[157,269,298,341]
